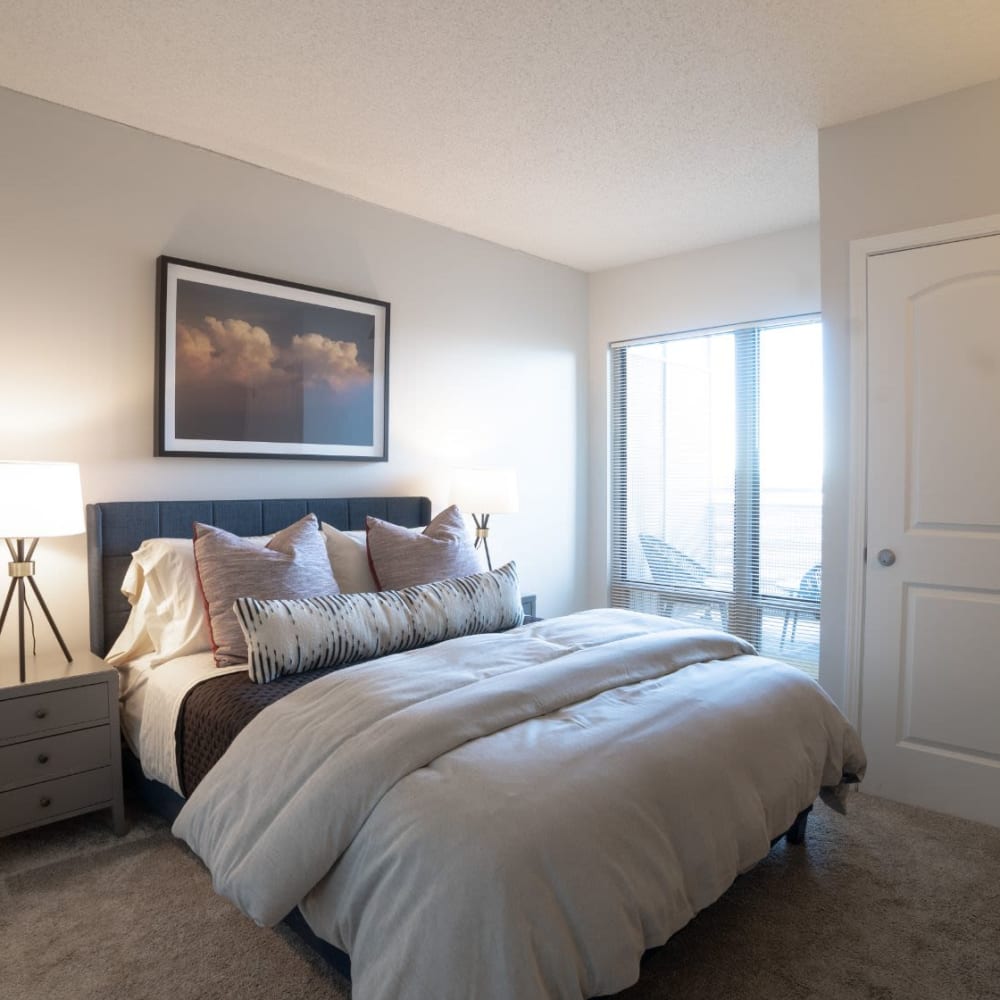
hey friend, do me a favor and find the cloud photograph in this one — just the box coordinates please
[172,278,377,447]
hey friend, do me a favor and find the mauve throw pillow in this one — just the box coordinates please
[193,513,338,666]
[366,504,483,591]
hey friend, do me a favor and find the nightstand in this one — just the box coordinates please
[0,651,126,838]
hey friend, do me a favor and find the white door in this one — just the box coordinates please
[862,232,1000,827]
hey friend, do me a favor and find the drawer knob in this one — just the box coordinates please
[35,708,48,719]
[37,752,50,764]
[39,796,52,808]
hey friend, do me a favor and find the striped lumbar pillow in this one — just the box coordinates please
[234,561,524,684]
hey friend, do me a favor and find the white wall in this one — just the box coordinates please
[0,87,588,663]
[586,224,821,608]
[818,77,1000,711]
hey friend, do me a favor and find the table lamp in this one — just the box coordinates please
[451,467,519,571]
[0,462,85,682]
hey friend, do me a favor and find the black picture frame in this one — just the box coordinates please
[155,256,389,461]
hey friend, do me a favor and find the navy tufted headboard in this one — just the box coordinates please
[86,496,432,656]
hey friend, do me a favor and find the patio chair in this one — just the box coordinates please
[639,534,726,625]
[781,563,821,646]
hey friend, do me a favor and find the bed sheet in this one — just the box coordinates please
[115,651,245,793]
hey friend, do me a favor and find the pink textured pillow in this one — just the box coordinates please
[194,513,338,666]
[366,505,482,591]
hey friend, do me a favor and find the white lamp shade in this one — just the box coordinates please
[451,467,519,514]
[0,462,85,538]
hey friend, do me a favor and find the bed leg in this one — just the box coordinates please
[785,805,812,845]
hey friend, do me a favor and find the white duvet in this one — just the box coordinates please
[174,609,866,1000]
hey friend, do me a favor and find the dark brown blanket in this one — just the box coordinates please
[176,666,342,795]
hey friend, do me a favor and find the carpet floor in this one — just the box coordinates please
[2,791,998,1000]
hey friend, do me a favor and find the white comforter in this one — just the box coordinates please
[174,609,866,1000]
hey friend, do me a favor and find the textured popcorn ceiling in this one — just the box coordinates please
[2,1,999,271]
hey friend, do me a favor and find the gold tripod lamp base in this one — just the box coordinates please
[471,513,494,570]
[0,537,74,683]
[0,461,84,684]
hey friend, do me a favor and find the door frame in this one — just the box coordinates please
[845,212,1000,728]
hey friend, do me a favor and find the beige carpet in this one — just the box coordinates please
[2,792,998,1000]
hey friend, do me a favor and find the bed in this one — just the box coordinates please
[87,494,866,1000]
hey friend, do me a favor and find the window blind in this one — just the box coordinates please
[609,317,823,676]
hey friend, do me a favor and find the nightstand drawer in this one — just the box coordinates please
[0,682,108,742]
[0,767,114,835]
[0,725,112,792]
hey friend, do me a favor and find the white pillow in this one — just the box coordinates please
[105,535,268,667]
[104,559,156,665]
[321,523,378,593]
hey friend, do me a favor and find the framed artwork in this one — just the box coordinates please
[155,256,389,460]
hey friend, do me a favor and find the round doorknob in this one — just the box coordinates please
[35,707,48,719]
[877,548,896,567]
[39,797,52,808]
[37,752,50,764]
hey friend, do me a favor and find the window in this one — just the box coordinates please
[609,316,823,676]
